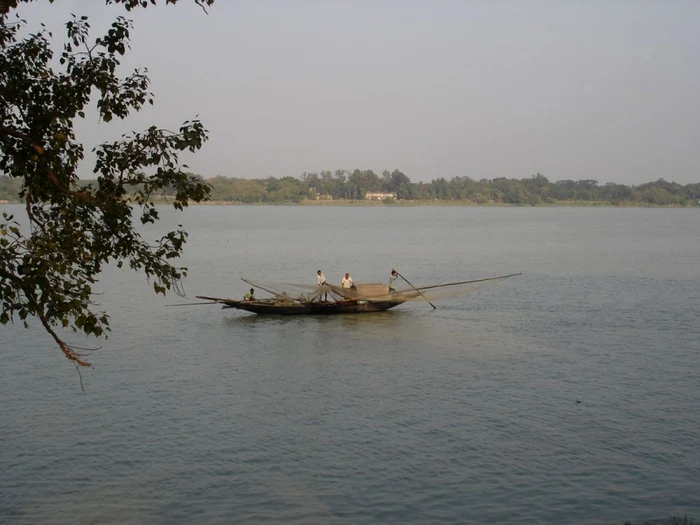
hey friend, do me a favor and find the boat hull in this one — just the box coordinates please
[197,297,405,315]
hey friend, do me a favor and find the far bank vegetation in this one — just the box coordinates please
[1,171,699,207]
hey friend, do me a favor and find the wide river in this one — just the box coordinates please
[1,205,699,524]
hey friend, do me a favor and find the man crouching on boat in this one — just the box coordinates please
[244,288,255,301]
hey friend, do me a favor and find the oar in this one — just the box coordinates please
[393,268,436,310]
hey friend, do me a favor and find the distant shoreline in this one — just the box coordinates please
[1,198,698,208]
[189,199,699,208]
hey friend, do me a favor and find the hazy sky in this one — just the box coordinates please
[16,0,700,184]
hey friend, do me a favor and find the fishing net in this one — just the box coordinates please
[241,274,521,303]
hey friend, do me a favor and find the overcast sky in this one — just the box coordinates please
[16,0,700,184]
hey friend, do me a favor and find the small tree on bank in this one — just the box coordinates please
[0,0,215,367]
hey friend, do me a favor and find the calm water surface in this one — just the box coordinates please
[1,205,699,524]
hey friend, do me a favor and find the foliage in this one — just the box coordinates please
[0,1,213,366]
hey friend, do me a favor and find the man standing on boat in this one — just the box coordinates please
[244,288,255,301]
[317,270,328,301]
[341,272,354,289]
[389,269,398,293]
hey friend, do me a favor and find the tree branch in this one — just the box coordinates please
[40,315,92,367]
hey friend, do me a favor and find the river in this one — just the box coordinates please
[1,205,699,524]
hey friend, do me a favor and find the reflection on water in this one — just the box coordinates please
[224,308,410,330]
[336,309,409,329]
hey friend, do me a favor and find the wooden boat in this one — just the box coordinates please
[195,273,521,316]
[195,296,406,315]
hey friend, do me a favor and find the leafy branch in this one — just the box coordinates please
[1,2,213,368]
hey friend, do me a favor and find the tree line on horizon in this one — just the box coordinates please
[1,171,699,206]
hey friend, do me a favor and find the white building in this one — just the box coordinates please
[365,192,397,201]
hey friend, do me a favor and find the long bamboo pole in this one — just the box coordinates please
[240,278,280,297]
[166,301,218,306]
[412,273,522,292]
[393,269,437,309]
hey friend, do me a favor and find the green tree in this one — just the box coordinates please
[601,182,632,204]
[347,169,380,198]
[0,0,215,367]
[271,176,306,203]
[386,169,412,199]
[429,177,450,200]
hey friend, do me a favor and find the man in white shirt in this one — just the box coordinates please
[341,272,354,289]
[389,269,398,293]
[317,270,328,301]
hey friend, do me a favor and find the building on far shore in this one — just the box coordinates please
[365,192,397,201]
